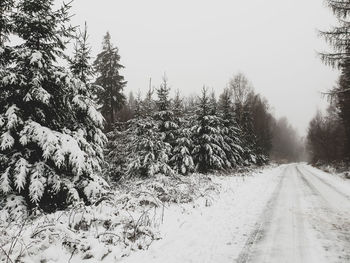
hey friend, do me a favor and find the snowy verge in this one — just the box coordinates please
[314,162,350,180]
[0,165,280,262]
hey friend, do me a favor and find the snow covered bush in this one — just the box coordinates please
[0,0,107,211]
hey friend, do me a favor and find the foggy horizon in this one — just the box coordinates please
[69,0,339,135]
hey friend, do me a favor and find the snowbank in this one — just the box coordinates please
[0,165,280,262]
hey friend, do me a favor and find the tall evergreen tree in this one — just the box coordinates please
[94,32,126,131]
[0,0,106,211]
[321,0,350,161]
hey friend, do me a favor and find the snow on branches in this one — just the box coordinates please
[0,0,107,211]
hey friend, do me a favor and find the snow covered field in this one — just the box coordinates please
[1,163,350,262]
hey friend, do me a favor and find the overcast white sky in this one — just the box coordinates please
[69,0,338,135]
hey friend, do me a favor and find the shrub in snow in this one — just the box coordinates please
[0,0,107,211]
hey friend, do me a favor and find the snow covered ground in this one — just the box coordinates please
[1,163,350,262]
[121,163,350,263]
[120,165,283,263]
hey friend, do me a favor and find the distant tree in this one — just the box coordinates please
[271,117,304,163]
[307,106,346,164]
[0,0,107,212]
[116,91,136,122]
[94,32,126,131]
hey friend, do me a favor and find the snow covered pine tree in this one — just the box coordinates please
[218,88,244,167]
[0,0,107,213]
[94,32,127,131]
[191,87,230,173]
[170,91,195,175]
[126,116,173,178]
[126,79,174,178]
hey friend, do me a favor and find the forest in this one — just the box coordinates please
[0,0,303,213]
[306,0,350,172]
[0,0,349,262]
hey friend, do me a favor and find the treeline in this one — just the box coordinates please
[106,74,274,180]
[106,72,305,180]
[307,100,347,165]
[307,0,350,166]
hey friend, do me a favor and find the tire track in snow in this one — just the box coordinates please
[299,165,350,201]
[296,165,350,263]
[235,166,288,263]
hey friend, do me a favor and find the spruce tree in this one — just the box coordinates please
[70,23,93,85]
[170,90,194,175]
[154,76,178,144]
[218,88,244,166]
[0,0,106,211]
[191,87,229,173]
[126,117,173,178]
[321,0,350,161]
[94,32,127,131]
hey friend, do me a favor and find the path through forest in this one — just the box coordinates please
[121,164,350,263]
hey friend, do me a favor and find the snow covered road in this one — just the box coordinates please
[121,163,350,263]
[239,164,350,263]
